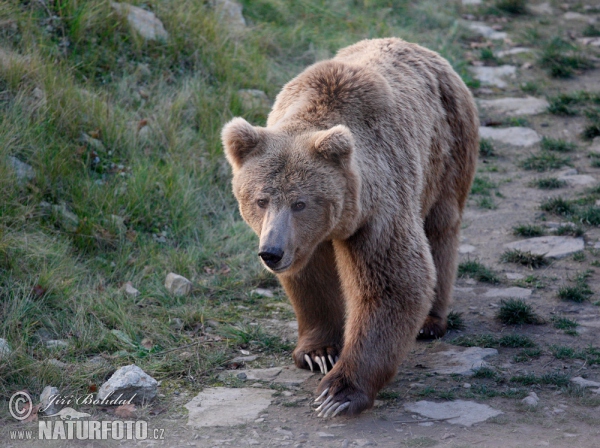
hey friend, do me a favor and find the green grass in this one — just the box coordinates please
[501,250,548,268]
[583,25,600,37]
[494,0,527,15]
[531,177,566,190]
[473,367,499,380]
[521,152,570,172]
[558,284,593,302]
[446,311,465,331]
[513,224,545,237]
[479,138,495,157]
[513,348,542,363]
[496,298,542,325]
[477,196,497,209]
[510,371,570,387]
[470,176,496,196]
[539,37,594,78]
[540,137,576,152]
[555,224,584,237]
[540,197,577,216]
[452,333,536,348]
[457,260,500,284]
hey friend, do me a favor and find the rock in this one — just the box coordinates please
[40,386,63,415]
[477,97,548,116]
[0,338,11,358]
[97,365,158,404]
[458,244,476,254]
[404,400,503,426]
[506,273,525,280]
[8,156,35,185]
[467,22,507,40]
[111,2,168,41]
[220,366,313,386]
[52,203,80,232]
[230,355,259,363]
[479,126,541,147]
[529,2,553,15]
[522,391,539,407]
[165,272,192,297]
[317,432,335,438]
[55,407,91,420]
[80,132,106,152]
[590,137,600,154]
[495,47,534,58]
[122,282,140,297]
[46,340,69,349]
[430,346,498,375]
[557,170,597,187]
[462,0,481,4]
[504,236,584,259]
[47,359,67,368]
[470,65,516,88]
[250,288,274,298]
[562,12,593,22]
[185,387,273,427]
[570,377,600,388]
[483,287,532,299]
[213,0,246,28]
[238,90,271,111]
[577,37,600,47]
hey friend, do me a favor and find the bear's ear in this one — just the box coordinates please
[312,125,354,163]
[221,117,265,171]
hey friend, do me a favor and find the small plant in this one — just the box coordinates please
[539,37,594,78]
[583,24,600,37]
[521,152,570,172]
[471,176,496,196]
[558,284,593,303]
[555,224,584,237]
[513,224,545,237]
[495,0,527,14]
[540,137,576,152]
[458,260,500,284]
[446,311,465,330]
[480,48,497,64]
[550,345,578,359]
[452,334,535,348]
[480,138,495,157]
[552,316,578,335]
[531,177,566,189]
[540,197,576,216]
[513,348,542,363]
[573,252,586,262]
[477,196,497,209]
[377,390,400,400]
[473,367,499,379]
[511,371,570,387]
[583,108,600,140]
[578,205,600,225]
[521,81,540,95]
[497,298,542,325]
[498,334,536,348]
[501,249,548,268]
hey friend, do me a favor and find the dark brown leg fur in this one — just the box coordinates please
[278,241,346,372]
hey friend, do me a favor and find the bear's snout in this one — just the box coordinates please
[258,247,284,269]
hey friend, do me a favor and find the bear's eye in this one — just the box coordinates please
[291,201,306,211]
[257,198,268,208]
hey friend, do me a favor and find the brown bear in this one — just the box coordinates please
[221,38,479,418]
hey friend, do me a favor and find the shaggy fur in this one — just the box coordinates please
[222,38,479,416]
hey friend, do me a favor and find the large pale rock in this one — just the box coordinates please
[577,37,600,47]
[477,97,549,116]
[40,386,63,415]
[504,236,584,259]
[529,2,553,15]
[221,366,314,386]
[404,400,503,426]
[111,2,168,41]
[97,365,158,404]
[562,12,594,22]
[0,338,11,358]
[467,22,507,40]
[479,126,541,147]
[570,377,600,388]
[165,272,192,297]
[214,0,246,28]
[483,287,532,299]
[522,391,539,407]
[8,156,35,185]
[462,0,482,4]
[470,65,516,88]
[557,170,596,187]
[185,387,273,427]
[430,346,498,375]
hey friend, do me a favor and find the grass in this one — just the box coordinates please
[540,137,576,152]
[494,0,527,15]
[497,298,542,325]
[473,367,499,380]
[513,348,542,363]
[501,250,548,268]
[539,37,594,78]
[555,224,584,237]
[446,311,465,330]
[471,176,496,196]
[510,371,570,387]
[480,138,495,157]
[540,197,577,216]
[530,177,566,190]
[521,152,570,172]
[457,260,500,284]
[477,197,497,209]
[513,224,545,237]
[558,284,593,303]
[0,0,482,405]
[583,25,600,37]
[452,333,536,348]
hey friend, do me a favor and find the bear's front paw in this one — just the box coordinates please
[313,370,372,418]
[293,346,340,375]
[417,315,447,340]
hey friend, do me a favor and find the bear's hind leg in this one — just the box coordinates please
[279,241,345,374]
[419,198,462,339]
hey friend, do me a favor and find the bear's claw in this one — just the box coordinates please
[313,391,351,418]
[302,352,338,374]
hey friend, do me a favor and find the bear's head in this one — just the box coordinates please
[222,117,361,275]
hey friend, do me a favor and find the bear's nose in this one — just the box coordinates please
[258,248,284,268]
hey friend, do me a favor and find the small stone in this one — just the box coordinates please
[458,244,476,254]
[238,90,271,112]
[462,0,482,4]
[463,383,472,389]
[495,47,534,58]
[52,203,80,232]
[317,432,335,438]
[249,288,274,298]
[483,287,532,299]
[111,2,168,41]
[46,340,69,349]
[479,126,541,147]
[40,386,63,415]
[122,282,140,297]
[570,377,600,388]
[470,65,517,88]
[80,132,106,152]
[47,359,67,368]
[431,346,498,375]
[355,440,374,447]
[562,12,591,21]
[529,2,553,15]
[477,97,549,116]
[553,407,565,414]
[254,418,265,423]
[504,236,585,259]
[577,37,600,47]
[0,338,11,358]
[230,355,259,363]
[506,273,525,280]
[8,156,35,185]
[522,392,539,407]
[237,372,247,380]
[404,400,503,426]
[97,364,158,404]
[467,22,507,40]
[213,0,246,28]
[165,272,192,297]
[557,171,597,187]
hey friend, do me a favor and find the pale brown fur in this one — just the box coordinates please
[221,38,479,416]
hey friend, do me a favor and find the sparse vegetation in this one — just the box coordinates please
[447,311,465,330]
[531,177,566,189]
[555,224,584,237]
[480,138,495,157]
[513,224,545,237]
[541,137,576,152]
[497,298,543,325]
[521,152,570,172]
[539,37,594,78]
[452,333,536,348]
[473,367,499,379]
[458,260,500,284]
[501,249,548,268]
[558,283,593,303]
[494,0,527,15]
[540,197,576,216]
[513,348,542,363]
[511,371,570,387]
